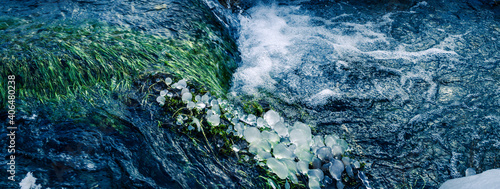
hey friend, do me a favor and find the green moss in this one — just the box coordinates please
[243,100,265,116]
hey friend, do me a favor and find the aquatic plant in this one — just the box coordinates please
[0,16,237,108]
[157,78,371,189]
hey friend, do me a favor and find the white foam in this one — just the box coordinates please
[19,172,41,189]
[440,169,500,189]
[231,5,295,95]
[308,88,342,106]
[231,4,460,107]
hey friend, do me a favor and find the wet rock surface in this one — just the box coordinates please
[1,94,260,188]
[0,0,258,188]
[1,79,264,188]
[298,1,500,188]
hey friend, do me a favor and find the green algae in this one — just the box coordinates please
[0,16,237,114]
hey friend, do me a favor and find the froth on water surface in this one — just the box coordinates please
[231,1,500,188]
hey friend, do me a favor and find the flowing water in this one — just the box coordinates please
[1,0,499,188]
[230,0,500,188]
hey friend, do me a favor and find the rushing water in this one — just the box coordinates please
[1,0,498,188]
[231,1,499,188]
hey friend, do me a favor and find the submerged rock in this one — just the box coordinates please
[0,0,254,188]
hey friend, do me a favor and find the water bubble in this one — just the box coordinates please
[195,95,201,102]
[202,94,210,104]
[308,169,324,181]
[316,146,333,161]
[267,158,289,179]
[257,117,267,128]
[295,149,313,163]
[273,143,293,159]
[329,159,344,180]
[466,168,476,176]
[186,101,195,110]
[264,110,281,126]
[156,96,166,106]
[165,77,172,85]
[274,122,289,137]
[336,180,345,189]
[246,114,257,125]
[207,114,220,126]
[160,90,168,96]
[308,175,321,189]
[296,160,309,174]
[182,92,192,103]
[181,88,189,95]
[176,79,187,89]
[312,157,322,169]
[196,102,206,110]
[353,160,361,169]
[249,140,271,153]
[244,127,261,143]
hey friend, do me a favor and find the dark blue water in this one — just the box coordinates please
[230,0,500,188]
